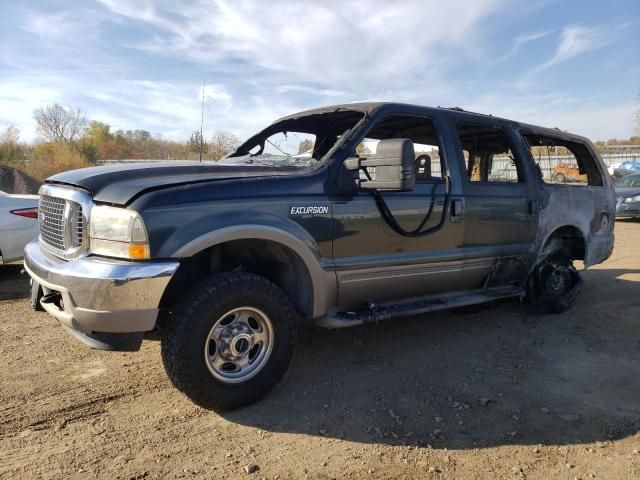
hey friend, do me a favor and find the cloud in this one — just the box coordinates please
[96,0,508,87]
[1,1,635,144]
[465,91,637,140]
[0,80,63,140]
[276,85,347,97]
[538,23,619,71]
[200,84,233,110]
[21,7,111,42]
[495,30,551,62]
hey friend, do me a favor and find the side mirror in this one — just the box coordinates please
[346,138,416,191]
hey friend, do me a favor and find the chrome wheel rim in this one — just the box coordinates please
[204,307,274,384]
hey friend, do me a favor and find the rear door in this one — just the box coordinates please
[449,118,538,288]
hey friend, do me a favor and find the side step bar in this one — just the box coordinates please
[315,286,523,329]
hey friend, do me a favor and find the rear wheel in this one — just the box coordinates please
[161,272,296,411]
[526,256,583,314]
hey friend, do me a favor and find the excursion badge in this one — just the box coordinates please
[289,203,330,216]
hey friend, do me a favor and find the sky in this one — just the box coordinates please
[0,0,639,143]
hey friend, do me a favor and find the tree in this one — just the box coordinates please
[209,130,240,160]
[1,125,20,143]
[84,121,112,145]
[356,142,371,157]
[28,141,90,181]
[78,121,114,163]
[188,129,208,155]
[33,103,87,144]
[0,125,25,166]
[297,138,314,154]
[593,140,607,153]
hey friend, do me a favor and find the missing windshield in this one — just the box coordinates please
[224,110,365,168]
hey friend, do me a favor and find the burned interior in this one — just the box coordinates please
[523,132,604,187]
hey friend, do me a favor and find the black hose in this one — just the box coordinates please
[369,175,451,238]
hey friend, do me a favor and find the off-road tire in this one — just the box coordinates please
[526,258,583,314]
[161,272,297,411]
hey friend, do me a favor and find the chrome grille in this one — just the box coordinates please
[39,195,67,251]
[38,190,88,258]
[71,205,84,246]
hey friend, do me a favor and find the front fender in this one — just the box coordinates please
[156,211,336,318]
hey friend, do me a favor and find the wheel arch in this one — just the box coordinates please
[537,224,587,263]
[161,225,335,320]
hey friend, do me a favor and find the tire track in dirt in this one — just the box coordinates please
[0,392,126,436]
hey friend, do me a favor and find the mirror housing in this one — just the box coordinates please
[346,138,416,191]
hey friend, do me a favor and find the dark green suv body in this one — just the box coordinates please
[24,103,615,410]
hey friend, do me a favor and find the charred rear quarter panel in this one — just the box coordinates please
[536,184,615,268]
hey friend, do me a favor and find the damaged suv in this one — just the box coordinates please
[24,103,614,410]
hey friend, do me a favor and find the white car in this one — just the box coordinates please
[0,190,39,264]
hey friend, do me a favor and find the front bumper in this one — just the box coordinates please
[24,240,179,349]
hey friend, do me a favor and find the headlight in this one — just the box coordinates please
[623,195,640,203]
[89,206,150,259]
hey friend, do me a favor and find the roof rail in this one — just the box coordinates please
[441,106,494,117]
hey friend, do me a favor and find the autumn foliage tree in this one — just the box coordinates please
[297,138,314,154]
[28,141,90,180]
[0,126,25,166]
[209,130,240,160]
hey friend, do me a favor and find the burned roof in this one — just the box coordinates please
[272,102,592,144]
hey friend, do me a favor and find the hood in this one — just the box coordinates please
[615,186,640,199]
[46,162,295,205]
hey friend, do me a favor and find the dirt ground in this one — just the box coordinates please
[1,221,639,480]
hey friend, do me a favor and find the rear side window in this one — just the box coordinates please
[455,123,522,183]
[523,134,603,187]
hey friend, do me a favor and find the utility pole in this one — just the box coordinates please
[199,80,205,162]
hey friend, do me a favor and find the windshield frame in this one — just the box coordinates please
[225,108,368,170]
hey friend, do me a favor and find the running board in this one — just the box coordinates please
[315,286,523,329]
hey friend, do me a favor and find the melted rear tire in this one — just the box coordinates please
[526,258,583,314]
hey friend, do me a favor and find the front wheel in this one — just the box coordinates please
[161,272,297,411]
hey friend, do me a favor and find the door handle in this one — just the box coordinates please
[451,198,464,223]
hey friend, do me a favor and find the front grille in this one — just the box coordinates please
[39,195,84,253]
[71,206,84,246]
[39,195,66,251]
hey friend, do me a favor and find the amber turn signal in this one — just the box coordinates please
[128,243,150,259]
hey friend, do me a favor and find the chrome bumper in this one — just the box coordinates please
[23,240,179,336]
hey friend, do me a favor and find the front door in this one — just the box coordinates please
[331,112,465,307]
